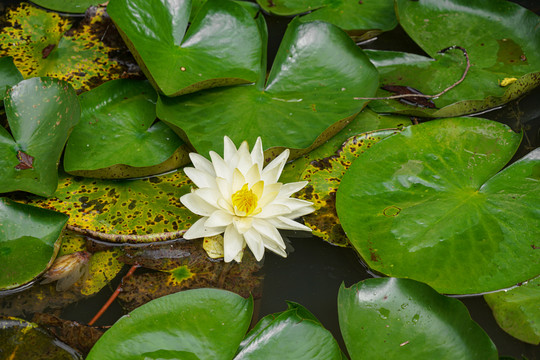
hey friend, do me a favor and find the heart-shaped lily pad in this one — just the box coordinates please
[63,79,188,179]
[256,0,397,39]
[107,0,263,96]
[0,56,23,95]
[18,170,195,243]
[336,118,539,294]
[484,276,540,345]
[0,77,80,197]
[0,198,68,291]
[87,288,254,360]
[30,0,101,13]
[367,0,540,117]
[0,3,133,92]
[339,278,498,359]
[157,18,379,158]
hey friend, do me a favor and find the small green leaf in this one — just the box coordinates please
[0,77,80,197]
[336,118,539,294]
[87,289,253,360]
[339,278,498,359]
[0,316,82,359]
[0,56,23,95]
[0,198,68,291]
[158,18,379,158]
[64,79,188,178]
[107,0,263,96]
[29,0,101,13]
[485,277,540,345]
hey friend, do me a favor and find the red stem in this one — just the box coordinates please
[88,264,140,326]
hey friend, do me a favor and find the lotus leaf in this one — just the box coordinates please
[0,198,68,291]
[484,276,540,345]
[64,79,188,178]
[0,3,131,91]
[336,118,539,294]
[339,278,498,359]
[0,77,80,197]
[157,18,379,158]
[107,0,263,96]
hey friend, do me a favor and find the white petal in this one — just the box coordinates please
[251,137,264,171]
[262,236,287,258]
[258,182,282,208]
[189,153,215,176]
[216,177,232,201]
[223,136,237,162]
[233,216,253,234]
[245,163,262,186]
[209,151,232,181]
[205,210,234,228]
[262,149,289,184]
[244,228,265,261]
[193,187,222,208]
[184,167,217,189]
[232,169,246,193]
[279,181,308,197]
[237,141,254,174]
[252,219,284,248]
[218,198,234,214]
[286,204,316,219]
[274,198,314,212]
[269,216,312,232]
[255,204,291,218]
[224,224,245,262]
[180,192,218,216]
[184,218,225,239]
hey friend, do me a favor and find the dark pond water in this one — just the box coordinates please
[1,0,539,359]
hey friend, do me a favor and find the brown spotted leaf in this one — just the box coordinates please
[14,150,34,170]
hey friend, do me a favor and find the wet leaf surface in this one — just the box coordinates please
[298,129,400,247]
[0,56,23,94]
[117,239,263,311]
[64,79,188,178]
[15,170,196,243]
[32,313,104,355]
[0,77,80,197]
[30,0,101,13]
[0,3,139,92]
[339,278,498,359]
[336,118,539,294]
[484,276,540,345]
[0,316,82,359]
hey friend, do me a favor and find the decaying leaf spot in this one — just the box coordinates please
[383,205,401,217]
[41,44,55,59]
[167,265,195,285]
[15,150,34,170]
[499,77,517,87]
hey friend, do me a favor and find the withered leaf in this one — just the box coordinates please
[15,150,34,169]
[41,44,55,59]
[381,84,437,108]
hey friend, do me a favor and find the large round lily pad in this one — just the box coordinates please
[484,276,540,345]
[63,79,188,178]
[0,77,80,197]
[0,198,68,291]
[157,18,379,158]
[338,278,498,359]
[87,288,253,360]
[336,118,539,294]
[107,0,263,96]
[367,0,540,117]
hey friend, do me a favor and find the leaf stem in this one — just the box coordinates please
[354,46,470,101]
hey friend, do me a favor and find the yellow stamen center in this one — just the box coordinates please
[231,183,258,216]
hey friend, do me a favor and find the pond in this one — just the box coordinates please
[0,0,539,359]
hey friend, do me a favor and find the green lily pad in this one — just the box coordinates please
[64,79,188,179]
[336,118,539,294]
[0,56,23,95]
[0,316,82,359]
[299,129,400,247]
[367,0,540,117]
[30,0,101,13]
[87,288,253,360]
[256,0,397,38]
[484,276,540,345]
[366,49,540,118]
[0,198,68,291]
[107,0,263,96]
[17,170,195,243]
[158,18,379,158]
[338,278,498,359]
[0,3,133,92]
[0,77,80,197]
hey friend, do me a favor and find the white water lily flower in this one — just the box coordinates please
[181,136,314,262]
